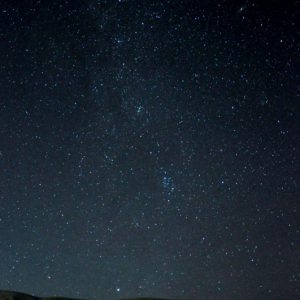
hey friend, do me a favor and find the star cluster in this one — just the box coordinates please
[0,1,299,299]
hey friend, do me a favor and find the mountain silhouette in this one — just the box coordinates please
[0,291,175,300]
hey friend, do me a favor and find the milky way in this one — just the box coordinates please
[0,1,299,299]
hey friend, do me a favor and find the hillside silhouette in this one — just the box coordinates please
[0,291,175,300]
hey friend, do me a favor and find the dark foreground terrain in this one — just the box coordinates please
[0,291,174,300]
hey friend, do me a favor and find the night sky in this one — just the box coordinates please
[0,0,299,299]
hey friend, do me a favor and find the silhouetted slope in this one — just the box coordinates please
[0,291,39,300]
[0,292,85,300]
[0,291,176,300]
[0,291,38,300]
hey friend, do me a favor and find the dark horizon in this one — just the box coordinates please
[0,290,174,300]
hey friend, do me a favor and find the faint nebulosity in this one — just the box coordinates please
[0,1,299,299]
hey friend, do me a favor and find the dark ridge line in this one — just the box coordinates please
[0,291,183,300]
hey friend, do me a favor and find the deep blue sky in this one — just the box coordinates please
[0,1,299,299]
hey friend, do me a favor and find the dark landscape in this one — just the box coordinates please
[0,291,174,300]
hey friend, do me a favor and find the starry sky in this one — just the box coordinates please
[0,0,299,299]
